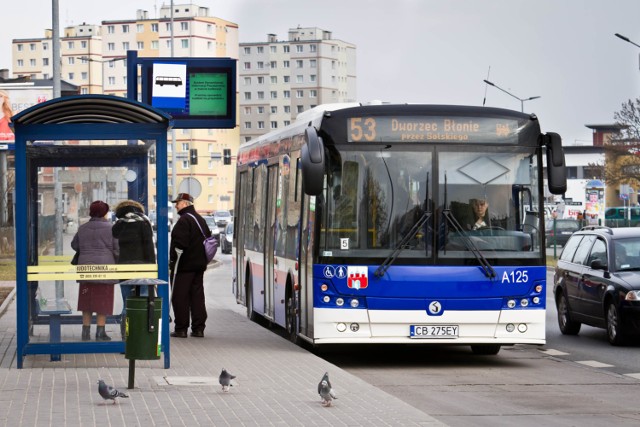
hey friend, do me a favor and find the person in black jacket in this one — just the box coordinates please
[169,193,211,338]
[112,200,156,337]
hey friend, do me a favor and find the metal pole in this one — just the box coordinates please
[52,0,64,299]
[170,0,177,203]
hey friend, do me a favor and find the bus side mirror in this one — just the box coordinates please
[543,132,567,195]
[301,126,325,195]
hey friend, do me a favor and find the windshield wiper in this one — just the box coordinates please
[375,210,432,278]
[442,209,496,279]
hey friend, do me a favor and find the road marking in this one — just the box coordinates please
[624,373,640,380]
[576,360,614,368]
[540,348,570,356]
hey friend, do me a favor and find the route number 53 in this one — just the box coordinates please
[350,117,377,142]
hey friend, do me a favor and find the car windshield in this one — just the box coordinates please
[226,223,234,234]
[614,238,640,271]
[216,211,231,218]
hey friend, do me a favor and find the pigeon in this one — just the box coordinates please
[219,368,236,392]
[97,379,129,404]
[318,372,337,407]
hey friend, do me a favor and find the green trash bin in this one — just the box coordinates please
[125,296,162,360]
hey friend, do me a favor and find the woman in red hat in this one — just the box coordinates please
[71,200,119,341]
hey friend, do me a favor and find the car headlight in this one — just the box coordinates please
[625,291,640,301]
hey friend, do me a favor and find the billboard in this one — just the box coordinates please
[0,85,52,143]
[139,57,236,129]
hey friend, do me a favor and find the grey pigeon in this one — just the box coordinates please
[318,372,337,406]
[97,379,129,404]
[219,368,236,392]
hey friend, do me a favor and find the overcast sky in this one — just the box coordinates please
[2,0,640,145]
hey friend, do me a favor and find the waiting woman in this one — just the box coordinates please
[71,200,119,341]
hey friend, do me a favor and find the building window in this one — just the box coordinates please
[207,24,213,33]
[257,46,264,54]
[257,106,265,114]
[283,90,290,99]
[43,58,49,66]
[310,74,317,82]
[137,41,144,50]
[244,107,251,115]
[152,40,159,49]
[283,45,290,53]
[257,91,264,99]
[284,106,290,113]
[108,43,115,51]
[166,23,171,31]
[244,62,251,70]
[182,160,189,169]
[270,61,277,68]
[67,41,74,49]
[283,60,290,68]
[284,120,290,126]
[310,59,317,68]
[270,91,277,99]
[244,92,251,100]
[151,23,158,32]
[271,106,277,113]
[42,43,48,51]
[296,45,304,53]
[297,105,304,113]
[81,72,88,80]
[29,59,36,66]
[244,122,252,129]
[296,90,304,98]
[68,72,74,80]
[17,60,23,67]
[257,61,264,69]
[270,76,277,84]
[207,41,213,50]
[283,76,290,83]
[122,25,129,33]
[181,39,189,48]
[244,47,251,54]
[68,57,75,65]
[257,76,264,84]
[81,41,87,48]
[296,60,303,68]
[270,46,276,53]
[244,77,251,85]
[81,87,89,94]
[309,90,317,98]
[181,22,189,31]
[181,143,189,151]
[296,75,304,83]
[310,44,317,52]
[208,177,214,186]
[108,76,116,85]
[271,121,278,129]
[122,42,130,50]
[137,24,144,33]
[17,44,23,52]
[258,121,265,129]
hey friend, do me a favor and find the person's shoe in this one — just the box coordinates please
[190,330,204,338]
[95,326,112,341]
[81,325,91,341]
[170,330,187,338]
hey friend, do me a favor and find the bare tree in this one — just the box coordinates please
[604,98,640,190]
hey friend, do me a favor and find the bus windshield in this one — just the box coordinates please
[319,145,541,262]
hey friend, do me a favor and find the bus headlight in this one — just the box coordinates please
[507,299,516,308]
[520,299,529,307]
[336,298,344,307]
[518,323,528,333]
[350,299,359,308]
[336,323,347,332]
[506,323,515,332]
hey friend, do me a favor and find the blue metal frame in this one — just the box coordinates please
[13,95,173,368]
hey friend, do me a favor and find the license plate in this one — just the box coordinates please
[410,325,459,338]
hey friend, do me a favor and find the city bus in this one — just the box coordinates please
[232,103,566,355]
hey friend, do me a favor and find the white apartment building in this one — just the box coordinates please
[239,27,357,142]
[11,4,240,214]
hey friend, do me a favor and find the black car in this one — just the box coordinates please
[545,218,580,247]
[553,226,640,345]
[220,222,233,254]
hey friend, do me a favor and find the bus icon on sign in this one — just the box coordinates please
[155,76,183,87]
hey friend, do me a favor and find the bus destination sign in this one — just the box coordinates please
[347,116,520,143]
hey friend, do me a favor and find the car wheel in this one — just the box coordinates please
[606,302,626,346]
[557,292,581,335]
[470,344,501,355]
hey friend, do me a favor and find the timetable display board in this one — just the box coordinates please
[139,57,236,129]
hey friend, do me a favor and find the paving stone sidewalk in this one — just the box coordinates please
[0,271,445,426]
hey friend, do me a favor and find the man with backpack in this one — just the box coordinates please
[169,193,213,338]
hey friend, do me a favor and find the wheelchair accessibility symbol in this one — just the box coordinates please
[323,265,335,278]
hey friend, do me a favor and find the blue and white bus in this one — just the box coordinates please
[233,103,566,355]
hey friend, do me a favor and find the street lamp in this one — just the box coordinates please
[483,79,541,112]
[615,33,640,70]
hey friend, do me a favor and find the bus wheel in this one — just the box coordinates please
[470,344,501,355]
[285,288,299,344]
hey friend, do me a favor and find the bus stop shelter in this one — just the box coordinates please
[12,95,173,368]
